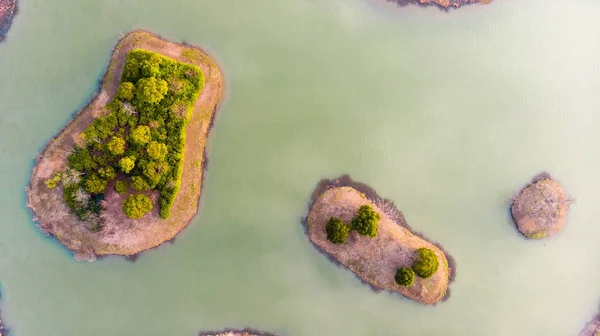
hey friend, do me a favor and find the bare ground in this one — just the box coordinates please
[306,185,450,305]
[199,329,277,336]
[27,31,223,259]
[510,174,569,239]
[0,0,16,40]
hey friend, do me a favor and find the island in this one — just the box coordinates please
[304,176,454,305]
[580,314,600,336]
[510,174,569,239]
[0,0,16,41]
[199,330,276,336]
[27,31,223,260]
[388,0,492,9]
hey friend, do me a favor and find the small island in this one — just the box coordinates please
[199,330,276,336]
[389,0,492,9]
[305,176,453,305]
[510,174,569,239]
[28,31,223,259]
[0,0,16,41]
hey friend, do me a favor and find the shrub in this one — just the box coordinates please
[115,180,128,195]
[351,205,380,237]
[131,176,151,191]
[98,166,117,181]
[412,248,439,279]
[395,267,415,287]
[136,77,168,104]
[147,141,168,160]
[106,136,126,155]
[117,82,135,100]
[122,194,153,219]
[119,156,136,173]
[326,217,350,244]
[44,172,62,189]
[84,174,107,194]
[130,125,151,146]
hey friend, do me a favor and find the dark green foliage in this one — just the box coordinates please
[395,267,415,287]
[44,172,62,189]
[106,136,126,155]
[412,248,439,279]
[115,180,128,195]
[117,82,135,100]
[64,49,204,220]
[326,217,350,244]
[351,205,380,237]
[122,194,153,219]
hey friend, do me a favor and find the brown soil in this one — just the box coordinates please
[27,31,223,260]
[388,0,493,9]
[510,175,569,239]
[306,185,450,305]
[0,0,16,40]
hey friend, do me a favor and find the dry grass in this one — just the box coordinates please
[27,30,223,259]
[510,178,569,239]
[307,186,450,305]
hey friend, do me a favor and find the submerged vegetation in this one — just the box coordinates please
[60,49,204,225]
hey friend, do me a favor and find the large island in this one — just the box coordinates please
[305,176,453,305]
[28,31,223,259]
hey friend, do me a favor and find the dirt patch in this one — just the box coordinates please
[198,329,277,336]
[27,31,224,260]
[387,0,492,10]
[0,0,16,41]
[303,176,452,305]
[510,173,570,239]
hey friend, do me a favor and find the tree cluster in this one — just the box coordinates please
[61,49,204,225]
[325,204,380,244]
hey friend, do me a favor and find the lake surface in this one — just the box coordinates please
[1,0,600,335]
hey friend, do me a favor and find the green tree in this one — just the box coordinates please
[412,248,439,279]
[141,55,162,77]
[117,82,135,100]
[143,161,170,186]
[351,205,380,238]
[68,147,97,172]
[119,156,136,173]
[44,172,62,189]
[130,125,151,146]
[147,141,168,160]
[131,176,151,191]
[98,166,117,181]
[122,194,153,219]
[136,77,168,104]
[395,267,415,287]
[84,174,107,194]
[106,136,126,155]
[326,217,350,244]
[115,180,128,195]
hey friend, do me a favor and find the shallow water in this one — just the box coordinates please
[1,0,600,335]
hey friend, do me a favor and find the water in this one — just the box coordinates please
[1,0,600,335]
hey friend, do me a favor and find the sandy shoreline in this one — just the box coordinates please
[387,0,491,9]
[303,175,454,305]
[27,31,224,259]
[198,329,277,336]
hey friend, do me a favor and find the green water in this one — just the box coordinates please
[1,0,600,335]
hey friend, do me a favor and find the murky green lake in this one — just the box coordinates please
[1,0,600,335]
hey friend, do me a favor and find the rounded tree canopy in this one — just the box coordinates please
[136,77,168,104]
[122,194,153,219]
[147,141,168,161]
[117,82,135,101]
[130,125,151,146]
[119,156,136,173]
[412,248,439,279]
[395,267,416,287]
[326,217,350,244]
[351,204,380,238]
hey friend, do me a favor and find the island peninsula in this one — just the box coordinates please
[389,0,492,9]
[510,174,569,239]
[28,31,223,259]
[304,176,453,305]
[0,0,16,41]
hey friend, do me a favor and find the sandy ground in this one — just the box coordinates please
[307,186,450,304]
[27,31,223,259]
